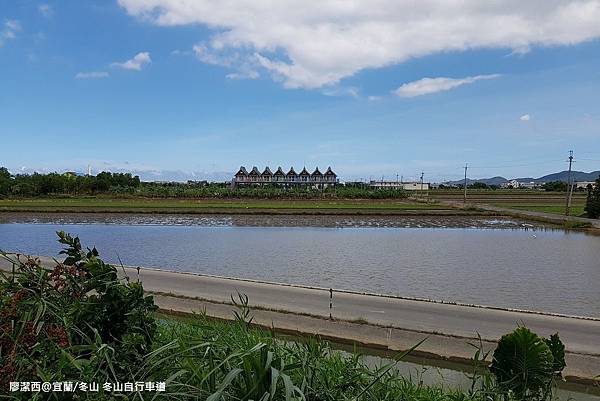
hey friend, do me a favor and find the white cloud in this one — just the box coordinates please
[111,52,152,70]
[394,74,500,97]
[75,71,109,79]
[38,4,53,18]
[1,20,21,46]
[118,0,600,89]
[193,43,259,80]
[5,20,20,31]
[367,96,382,102]
[321,86,359,98]
[171,49,192,56]
[520,114,531,121]
[226,70,259,80]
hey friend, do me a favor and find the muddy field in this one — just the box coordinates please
[0,212,549,229]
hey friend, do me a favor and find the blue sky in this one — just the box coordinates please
[1,0,600,182]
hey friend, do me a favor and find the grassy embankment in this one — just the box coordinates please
[429,190,587,217]
[152,310,493,401]
[0,197,458,214]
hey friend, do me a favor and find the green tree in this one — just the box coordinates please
[0,167,11,196]
[541,181,567,192]
[469,182,489,189]
[584,175,600,218]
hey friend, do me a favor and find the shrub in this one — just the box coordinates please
[490,327,565,401]
[0,232,157,398]
[541,181,568,192]
[585,176,600,218]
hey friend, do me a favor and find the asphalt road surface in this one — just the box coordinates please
[2,254,598,357]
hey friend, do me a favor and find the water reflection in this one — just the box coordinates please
[1,214,599,317]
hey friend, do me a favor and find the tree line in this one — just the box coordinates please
[0,168,140,196]
[438,180,591,191]
[0,168,408,199]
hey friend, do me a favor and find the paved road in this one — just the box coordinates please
[2,255,598,356]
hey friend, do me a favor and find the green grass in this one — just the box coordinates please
[150,311,499,401]
[0,197,453,211]
[491,204,586,216]
[429,189,590,218]
[431,189,588,197]
[562,221,593,229]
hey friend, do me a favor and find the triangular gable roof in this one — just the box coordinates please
[286,167,297,176]
[311,167,323,176]
[249,166,260,176]
[262,167,273,175]
[299,167,310,176]
[324,167,336,176]
[274,167,285,176]
[235,166,248,176]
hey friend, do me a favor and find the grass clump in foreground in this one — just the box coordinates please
[1,233,567,400]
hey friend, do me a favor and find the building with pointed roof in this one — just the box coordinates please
[233,166,337,187]
[286,167,298,183]
[299,167,310,183]
[324,167,336,183]
[234,166,248,182]
[248,166,260,182]
[273,167,286,182]
[261,167,273,182]
[311,167,323,182]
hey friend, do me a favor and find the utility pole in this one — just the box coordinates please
[565,150,574,216]
[463,164,468,204]
[420,171,424,198]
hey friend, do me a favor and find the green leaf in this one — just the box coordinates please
[544,333,566,375]
[490,327,554,399]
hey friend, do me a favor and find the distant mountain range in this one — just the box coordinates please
[445,170,600,186]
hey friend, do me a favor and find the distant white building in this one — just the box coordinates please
[501,179,521,189]
[369,181,429,191]
[519,181,539,189]
[576,181,595,189]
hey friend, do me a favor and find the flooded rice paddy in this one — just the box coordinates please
[1,213,599,317]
